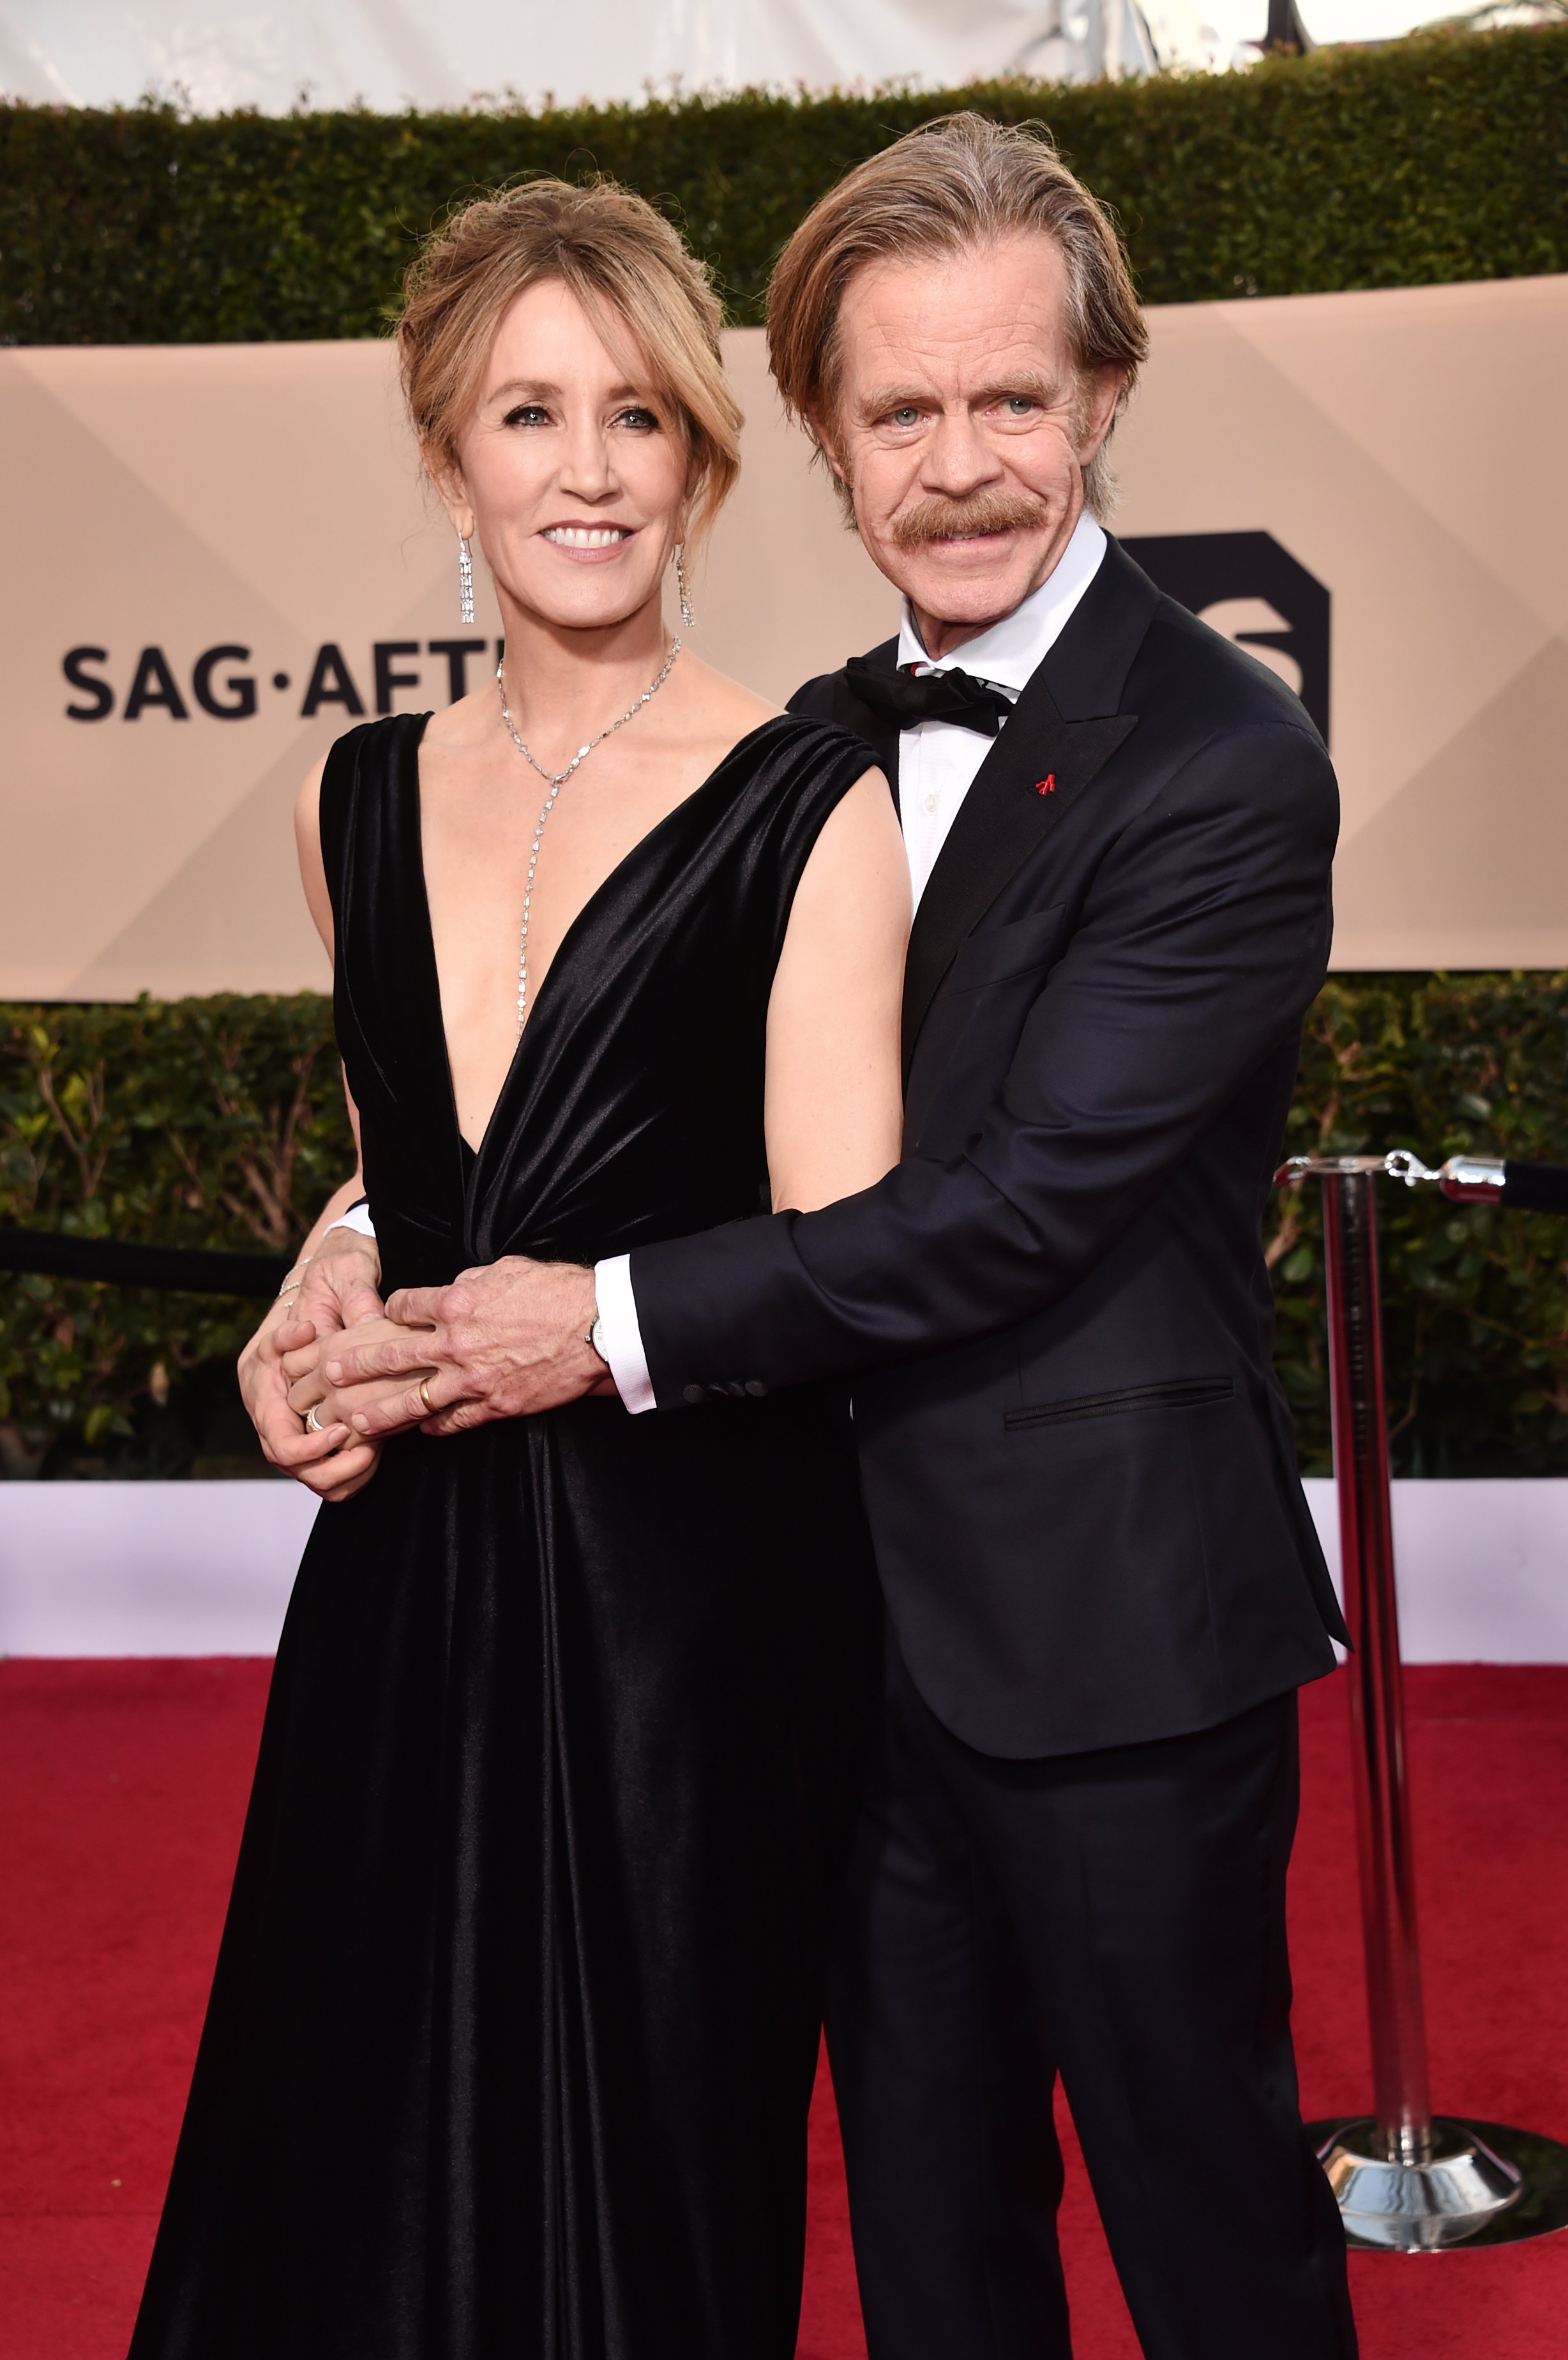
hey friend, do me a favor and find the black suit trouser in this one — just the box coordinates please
[825,1640,1357,2360]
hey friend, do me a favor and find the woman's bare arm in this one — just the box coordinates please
[764,771,909,1213]
[294,753,335,960]
[236,757,386,1503]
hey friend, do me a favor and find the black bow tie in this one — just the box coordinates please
[845,656,1015,738]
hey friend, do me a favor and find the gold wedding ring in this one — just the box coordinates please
[418,1377,435,1414]
[305,1403,324,1433]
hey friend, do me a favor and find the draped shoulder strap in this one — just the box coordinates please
[725,715,893,972]
[787,644,902,806]
[316,718,376,937]
[315,713,444,1128]
[315,713,432,944]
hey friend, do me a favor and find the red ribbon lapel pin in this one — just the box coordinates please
[1036,775,1057,796]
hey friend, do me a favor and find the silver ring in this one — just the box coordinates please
[305,1403,324,1433]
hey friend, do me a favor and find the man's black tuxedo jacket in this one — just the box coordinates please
[628,538,1348,1758]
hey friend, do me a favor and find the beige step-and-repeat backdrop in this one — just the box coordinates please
[3,272,1565,998]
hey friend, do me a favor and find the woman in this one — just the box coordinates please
[130,179,908,2358]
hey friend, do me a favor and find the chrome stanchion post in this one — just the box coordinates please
[1320,1163,1431,2165]
[1278,1153,1568,2251]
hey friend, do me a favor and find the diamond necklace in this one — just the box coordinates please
[497,637,682,1032]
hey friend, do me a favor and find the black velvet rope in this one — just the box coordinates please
[1502,1161,1568,1215]
[1,1167,1564,1302]
[0,1228,289,1297]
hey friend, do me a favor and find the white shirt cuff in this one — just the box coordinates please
[593,1253,656,1414]
[325,1202,377,1237]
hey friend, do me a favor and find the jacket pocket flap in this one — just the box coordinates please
[1005,1376,1235,1431]
[946,905,1067,994]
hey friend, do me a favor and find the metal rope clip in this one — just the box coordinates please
[1385,1149,1505,1202]
[1275,1151,1504,1202]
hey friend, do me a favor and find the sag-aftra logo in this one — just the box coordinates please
[60,533,1331,741]
[61,639,504,722]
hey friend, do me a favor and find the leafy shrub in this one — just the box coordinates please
[0,997,350,1476]
[3,978,1568,1475]
[1,27,1564,345]
[1272,975,1568,1476]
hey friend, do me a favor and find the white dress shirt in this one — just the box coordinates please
[594,515,1109,1414]
[896,514,1106,911]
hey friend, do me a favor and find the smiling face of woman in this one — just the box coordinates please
[442,276,691,635]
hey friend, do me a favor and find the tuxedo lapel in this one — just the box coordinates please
[898,540,1161,1077]
[900,674,1136,1073]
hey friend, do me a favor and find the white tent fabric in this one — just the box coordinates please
[1,1,1253,116]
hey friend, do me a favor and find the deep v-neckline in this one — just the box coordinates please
[408,711,792,1163]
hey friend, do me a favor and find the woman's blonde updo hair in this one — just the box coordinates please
[398,177,742,547]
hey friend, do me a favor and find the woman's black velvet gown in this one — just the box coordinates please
[128,711,882,2360]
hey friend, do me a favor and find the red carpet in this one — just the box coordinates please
[3,1660,1567,2357]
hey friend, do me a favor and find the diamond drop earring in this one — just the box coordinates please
[674,543,696,631]
[458,533,475,625]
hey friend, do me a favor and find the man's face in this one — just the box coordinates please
[826,233,1122,659]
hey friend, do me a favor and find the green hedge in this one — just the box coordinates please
[2,27,1564,345]
[3,978,1568,1477]
[1276,975,1568,1478]
[0,999,351,1476]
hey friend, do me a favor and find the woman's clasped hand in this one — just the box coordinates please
[282,1315,441,1448]
[232,1216,389,1503]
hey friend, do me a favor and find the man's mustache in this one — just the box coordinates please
[891,490,1050,549]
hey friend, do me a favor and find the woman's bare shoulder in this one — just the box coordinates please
[682,654,784,735]
[295,753,334,955]
[420,683,497,758]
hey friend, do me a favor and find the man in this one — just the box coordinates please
[310,115,1355,2357]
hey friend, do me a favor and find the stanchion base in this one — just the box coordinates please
[1309,2117,1568,2251]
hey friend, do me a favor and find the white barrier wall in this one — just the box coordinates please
[0,1481,316,1656]
[0,1477,1565,1662]
[1304,1478,1568,1666]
